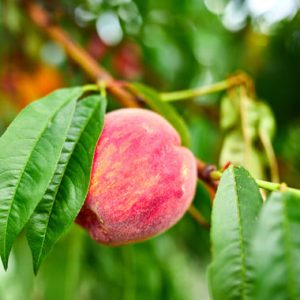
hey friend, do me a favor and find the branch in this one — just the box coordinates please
[25,2,140,108]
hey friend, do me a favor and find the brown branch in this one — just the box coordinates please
[25,2,140,108]
[25,2,217,227]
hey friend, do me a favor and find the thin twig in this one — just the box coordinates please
[259,131,279,183]
[160,71,256,102]
[211,170,300,197]
[160,80,230,102]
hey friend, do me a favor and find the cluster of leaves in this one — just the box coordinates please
[219,86,277,181]
[0,87,107,273]
[1,78,300,300]
[1,1,300,299]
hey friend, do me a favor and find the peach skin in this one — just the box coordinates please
[76,108,197,245]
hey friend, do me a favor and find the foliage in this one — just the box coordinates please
[1,0,300,300]
[0,88,107,272]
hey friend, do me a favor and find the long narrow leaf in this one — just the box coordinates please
[208,166,263,300]
[0,87,83,268]
[27,95,107,273]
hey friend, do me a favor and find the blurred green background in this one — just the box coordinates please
[1,0,300,299]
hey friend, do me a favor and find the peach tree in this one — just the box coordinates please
[1,73,300,300]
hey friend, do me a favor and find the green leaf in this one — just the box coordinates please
[129,83,191,147]
[220,96,239,131]
[208,165,263,300]
[26,95,107,273]
[0,87,83,269]
[258,102,276,139]
[219,130,264,179]
[251,192,300,300]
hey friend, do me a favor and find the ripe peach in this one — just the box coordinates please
[76,108,197,245]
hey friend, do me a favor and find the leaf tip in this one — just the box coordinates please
[1,254,9,271]
[31,251,42,275]
[33,262,40,275]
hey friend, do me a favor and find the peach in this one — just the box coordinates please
[76,108,197,245]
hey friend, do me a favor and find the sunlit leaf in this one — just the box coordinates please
[0,87,83,269]
[27,95,107,273]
